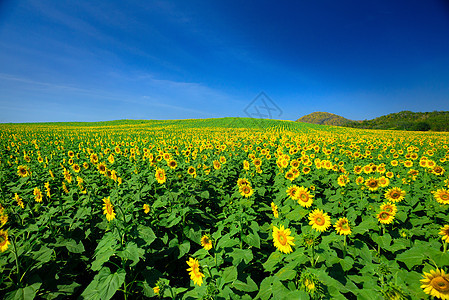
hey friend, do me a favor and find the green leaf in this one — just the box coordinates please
[91,233,118,271]
[255,276,274,300]
[396,245,426,269]
[117,242,144,267]
[200,190,209,199]
[229,248,253,265]
[232,276,258,292]
[263,251,283,272]
[222,266,237,284]
[137,225,156,245]
[275,266,296,281]
[65,239,85,254]
[246,232,260,249]
[5,282,41,300]
[178,240,190,258]
[81,267,126,300]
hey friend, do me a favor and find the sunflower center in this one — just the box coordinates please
[341,222,349,230]
[369,181,377,187]
[431,276,449,292]
[441,193,449,201]
[380,212,389,220]
[106,204,113,214]
[299,193,308,202]
[278,233,287,245]
[391,192,399,199]
[0,236,5,244]
[315,217,325,225]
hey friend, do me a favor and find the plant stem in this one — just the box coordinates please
[444,242,447,253]
[343,235,347,257]
[11,235,21,285]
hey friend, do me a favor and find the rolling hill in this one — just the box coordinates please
[296,110,449,131]
[296,112,353,126]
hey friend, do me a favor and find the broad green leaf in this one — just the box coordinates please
[222,266,237,284]
[232,276,258,292]
[5,282,41,300]
[137,225,156,245]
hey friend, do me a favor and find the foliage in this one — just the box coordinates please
[0,118,448,299]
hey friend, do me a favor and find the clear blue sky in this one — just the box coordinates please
[1,0,449,123]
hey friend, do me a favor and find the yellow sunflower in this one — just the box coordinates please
[434,188,449,205]
[103,197,116,222]
[0,229,10,252]
[334,217,351,235]
[420,268,449,300]
[271,202,279,218]
[272,225,295,254]
[155,168,166,184]
[365,177,379,191]
[296,186,314,208]
[186,257,205,286]
[143,204,150,214]
[243,160,250,170]
[15,193,24,209]
[237,178,250,187]
[377,211,395,225]
[308,209,331,232]
[286,185,300,200]
[380,202,397,215]
[378,176,390,188]
[34,187,43,203]
[384,187,406,203]
[239,184,254,197]
[17,165,30,177]
[201,235,213,250]
[167,160,177,169]
[439,225,449,243]
[187,166,197,178]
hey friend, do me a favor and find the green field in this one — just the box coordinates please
[1,118,448,299]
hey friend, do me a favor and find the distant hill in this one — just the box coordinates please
[296,110,449,132]
[346,110,449,131]
[296,112,353,126]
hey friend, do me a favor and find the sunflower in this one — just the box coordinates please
[253,158,262,167]
[285,170,295,181]
[186,257,205,286]
[237,178,250,187]
[334,217,351,235]
[90,153,99,164]
[239,184,254,197]
[384,187,406,203]
[187,166,196,178]
[308,209,331,232]
[378,176,390,188]
[286,185,300,200]
[420,268,449,299]
[439,225,449,243]
[377,211,395,224]
[97,163,107,174]
[271,202,279,218]
[167,160,177,169]
[337,175,349,187]
[296,186,314,208]
[201,235,213,250]
[213,160,221,170]
[272,225,295,254]
[380,202,397,215]
[0,229,10,252]
[17,165,29,177]
[143,204,150,214]
[103,197,116,222]
[155,168,166,184]
[34,187,43,203]
[14,193,24,209]
[243,160,250,170]
[432,166,445,176]
[365,177,379,191]
[434,188,449,205]
[72,163,81,173]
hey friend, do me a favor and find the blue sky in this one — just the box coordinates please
[1,0,449,123]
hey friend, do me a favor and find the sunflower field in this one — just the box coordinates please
[0,118,448,299]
